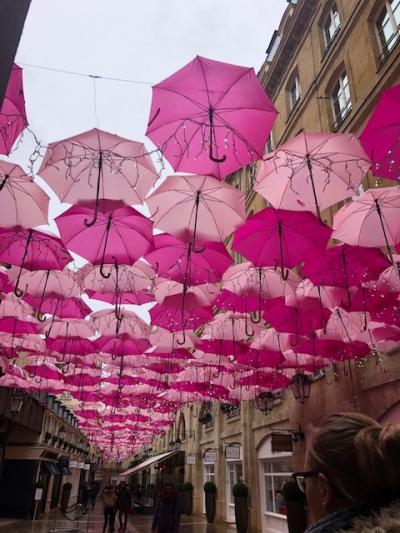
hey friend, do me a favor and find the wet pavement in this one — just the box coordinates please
[0,506,236,532]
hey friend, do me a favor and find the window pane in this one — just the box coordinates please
[264,475,274,512]
[391,0,400,25]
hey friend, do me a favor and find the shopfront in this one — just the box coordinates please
[225,444,242,523]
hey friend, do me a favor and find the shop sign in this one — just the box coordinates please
[186,454,196,465]
[271,433,293,453]
[84,463,90,470]
[204,449,217,463]
[70,460,78,468]
[77,462,85,469]
[34,488,43,501]
[225,444,241,460]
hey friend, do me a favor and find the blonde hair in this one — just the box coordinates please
[307,412,400,503]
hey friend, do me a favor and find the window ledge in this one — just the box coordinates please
[286,98,301,123]
[264,511,288,520]
[226,415,240,423]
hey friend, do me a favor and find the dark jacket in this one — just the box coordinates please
[305,499,400,533]
[152,493,181,533]
[117,485,132,512]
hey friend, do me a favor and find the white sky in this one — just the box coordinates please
[10,0,287,316]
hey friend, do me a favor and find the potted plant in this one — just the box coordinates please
[203,481,216,523]
[232,482,248,533]
[60,482,72,512]
[281,480,307,533]
[182,481,193,515]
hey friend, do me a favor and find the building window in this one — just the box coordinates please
[376,0,400,61]
[263,460,293,515]
[247,163,256,192]
[331,72,352,130]
[228,462,243,504]
[204,463,215,483]
[323,4,341,47]
[287,72,301,112]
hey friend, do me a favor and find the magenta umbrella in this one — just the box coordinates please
[332,187,400,262]
[0,64,28,156]
[232,208,332,279]
[255,132,370,219]
[294,337,372,361]
[360,84,400,181]
[145,233,232,286]
[55,200,153,277]
[146,174,245,245]
[0,228,72,297]
[302,244,391,307]
[146,55,277,179]
[39,128,159,225]
[0,161,49,228]
[95,334,151,357]
[150,302,213,333]
[0,317,38,335]
[23,295,91,319]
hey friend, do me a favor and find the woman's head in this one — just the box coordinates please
[161,482,177,503]
[304,412,400,524]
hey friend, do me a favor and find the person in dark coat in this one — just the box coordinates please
[151,482,181,533]
[101,483,118,533]
[116,480,132,532]
[294,412,400,532]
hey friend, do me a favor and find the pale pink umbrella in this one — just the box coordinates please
[0,64,28,155]
[8,267,80,300]
[0,293,35,319]
[38,318,95,339]
[91,309,150,337]
[146,174,245,245]
[0,161,49,228]
[295,279,347,309]
[376,255,400,293]
[320,308,369,342]
[39,128,159,225]
[146,55,277,179]
[332,186,400,263]
[154,279,218,307]
[148,327,196,351]
[255,132,370,219]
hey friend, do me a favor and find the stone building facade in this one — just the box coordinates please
[128,2,400,532]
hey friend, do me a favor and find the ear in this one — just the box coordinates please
[317,473,334,510]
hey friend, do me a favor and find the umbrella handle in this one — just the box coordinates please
[281,267,289,281]
[176,330,186,345]
[192,244,206,254]
[84,152,103,227]
[100,262,112,279]
[245,316,254,338]
[37,313,47,323]
[208,107,227,163]
[14,230,33,297]
[0,174,9,191]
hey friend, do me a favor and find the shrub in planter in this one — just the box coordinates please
[232,482,248,533]
[281,480,307,533]
[203,482,216,523]
[182,482,193,515]
[60,482,72,512]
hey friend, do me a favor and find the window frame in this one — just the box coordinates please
[287,72,301,113]
[323,3,341,49]
[375,0,400,62]
[330,71,352,131]
[263,459,293,516]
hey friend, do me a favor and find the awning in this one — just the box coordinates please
[44,463,61,475]
[119,450,177,478]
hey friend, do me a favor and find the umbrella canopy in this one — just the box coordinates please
[0,161,49,228]
[254,132,370,219]
[332,187,400,260]
[232,208,332,278]
[55,200,153,274]
[360,84,400,181]
[146,55,277,178]
[0,64,28,156]
[38,128,159,221]
[146,174,245,244]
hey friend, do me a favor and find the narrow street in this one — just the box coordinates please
[0,507,235,533]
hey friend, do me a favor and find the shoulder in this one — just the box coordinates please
[341,500,400,533]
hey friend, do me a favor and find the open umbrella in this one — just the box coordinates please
[0,161,49,228]
[360,84,400,181]
[146,55,277,178]
[232,208,332,278]
[55,200,153,277]
[0,228,72,297]
[39,128,159,226]
[146,174,245,245]
[254,132,370,219]
[0,64,28,156]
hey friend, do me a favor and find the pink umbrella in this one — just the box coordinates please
[377,255,400,293]
[145,234,232,286]
[154,280,217,307]
[332,187,400,262]
[149,328,196,351]
[0,293,35,319]
[46,336,95,356]
[8,267,80,299]
[24,364,64,383]
[146,174,245,245]
[23,295,91,319]
[150,302,212,334]
[238,371,290,391]
[55,200,153,277]
[86,289,154,306]
[91,309,150,337]
[302,244,391,307]
[360,84,400,181]
[236,349,284,369]
[371,303,400,327]
[294,337,371,361]
[0,317,38,335]
[254,132,370,219]
[145,349,194,361]
[0,228,72,297]
[95,334,151,357]
[232,208,332,278]
[146,55,277,179]
[38,318,95,339]
[39,128,159,225]
[0,64,28,155]
[0,161,49,228]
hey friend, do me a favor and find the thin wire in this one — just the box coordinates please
[92,77,100,128]
[19,62,154,86]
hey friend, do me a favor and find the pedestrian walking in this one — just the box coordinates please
[151,482,181,533]
[90,481,100,509]
[292,412,400,532]
[116,480,132,531]
[102,482,118,533]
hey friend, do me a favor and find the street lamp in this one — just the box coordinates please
[290,372,312,403]
[58,425,66,439]
[255,392,275,414]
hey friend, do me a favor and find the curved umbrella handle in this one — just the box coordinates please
[208,107,227,163]
[14,230,33,297]
[0,174,9,191]
[209,146,227,164]
[99,215,113,279]
[176,330,186,346]
[84,151,103,227]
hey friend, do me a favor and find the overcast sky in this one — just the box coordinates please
[10,0,287,316]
